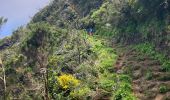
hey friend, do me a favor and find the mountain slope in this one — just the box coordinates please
[114,44,170,100]
[0,0,170,100]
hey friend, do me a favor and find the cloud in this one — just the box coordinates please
[0,0,50,38]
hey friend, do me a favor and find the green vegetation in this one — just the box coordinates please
[1,0,170,99]
[134,43,170,71]
[0,17,7,29]
[87,35,136,99]
[57,74,80,89]
[159,85,169,93]
[47,33,136,99]
[145,69,153,80]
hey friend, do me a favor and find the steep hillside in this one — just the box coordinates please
[113,44,170,100]
[0,0,170,100]
[0,25,136,99]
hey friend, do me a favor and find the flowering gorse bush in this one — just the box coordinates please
[57,74,80,89]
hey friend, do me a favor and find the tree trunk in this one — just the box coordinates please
[45,68,49,100]
[78,47,81,64]
[0,58,6,100]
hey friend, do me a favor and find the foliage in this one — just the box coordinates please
[99,75,116,92]
[32,0,104,28]
[70,86,91,99]
[3,0,170,99]
[22,22,67,66]
[162,61,170,72]
[113,83,136,100]
[0,17,7,30]
[91,2,108,22]
[48,55,58,67]
[82,0,170,45]
[57,74,80,89]
[135,43,170,72]
[159,85,169,93]
[145,70,153,80]
[87,35,117,72]
[86,34,136,99]
[115,0,168,43]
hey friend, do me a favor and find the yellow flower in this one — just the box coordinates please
[57,74,80,89]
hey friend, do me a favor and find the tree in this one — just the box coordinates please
[30,23,51,100]
[23,22,59,100]
[0,17,7,31]
[0,17,7,100]
[0,58,6,100]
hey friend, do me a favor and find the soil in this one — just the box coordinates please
[114,44,170,100]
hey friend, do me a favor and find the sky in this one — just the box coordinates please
[0,0,50,39]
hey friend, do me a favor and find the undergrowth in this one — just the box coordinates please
[134,43,170,72]
[85,32,136,100]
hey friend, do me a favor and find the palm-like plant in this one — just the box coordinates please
[0,17,7,30]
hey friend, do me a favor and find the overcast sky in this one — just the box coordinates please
[0,0,50,39]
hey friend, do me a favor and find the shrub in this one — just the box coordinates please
[48,55,58,67]
[119,75,132,83]
[113,83,135,100]
[145,70,153,80]
[162,61,170,72]
[135,43,170,72]
[91,2,108,21]
[99,78,115,92]
[159,85,169,93]
[70,86,91,99]
[57,74,80,89]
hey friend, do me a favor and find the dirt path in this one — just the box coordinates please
[114,45,170,100]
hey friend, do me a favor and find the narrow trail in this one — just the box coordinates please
[113,45,170,100]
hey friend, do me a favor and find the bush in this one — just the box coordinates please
[145,70,153,80]
[159,85,169,93]
[57,74,80,89]
[119,75,132,83]
[91,2,108,22]
[70,86,91,99]
[99,78,115,92]
[135,43,170,72]
[113,83,135,100]
[162,61,170,72]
